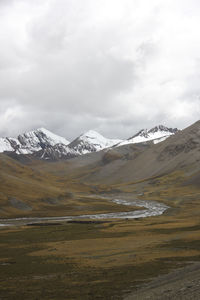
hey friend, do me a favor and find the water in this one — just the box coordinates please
[0,197,169,227]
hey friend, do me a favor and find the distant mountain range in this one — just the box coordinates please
[0,125,179,160]
[0,120,199,219]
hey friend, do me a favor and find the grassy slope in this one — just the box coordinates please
[0,154,139,218]
[0,154,68,217]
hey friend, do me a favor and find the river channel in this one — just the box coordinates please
[0,197,169,227]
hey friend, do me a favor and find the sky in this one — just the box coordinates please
[0,0,200,140]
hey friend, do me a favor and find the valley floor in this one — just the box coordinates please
[0,194,200,299]
[1,122,200,299]
[0,168,200,299]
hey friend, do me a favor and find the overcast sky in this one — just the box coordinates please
[0,0,200,140]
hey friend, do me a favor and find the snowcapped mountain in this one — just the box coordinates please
[116,125,178,147]
[0,125,179,161]
[68,130,122,155]
[0,128,71,158]
[0,128,121,160]
[17,127,70,153]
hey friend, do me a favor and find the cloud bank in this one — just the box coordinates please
[0,0,200,140]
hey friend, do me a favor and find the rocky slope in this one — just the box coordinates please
[56,120,200,185]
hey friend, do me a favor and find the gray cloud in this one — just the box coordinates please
[0,0,200,140]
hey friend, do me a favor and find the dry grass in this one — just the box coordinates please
[0,153,200,298]
[0,205,200,299]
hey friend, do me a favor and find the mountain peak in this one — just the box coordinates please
[0,127,70,157]
[80,130,103,139]
[116,125,179,147]
[68,130,122,155]
[18,127,70,148]
[148,125,178,134]
[36,127,50,133]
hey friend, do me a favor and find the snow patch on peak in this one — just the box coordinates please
[0,127,70,156]
[79,130,105,142]
[35,128,70,146]
[116,125,178,147]
[78,130,122,147]
[153,136,169,144]
[0,138,13,152]
[69,130,122,154]
[81,130,101,137]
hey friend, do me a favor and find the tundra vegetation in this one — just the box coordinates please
[0,121,200,299]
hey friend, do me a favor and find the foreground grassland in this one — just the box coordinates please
[0,174,200,300]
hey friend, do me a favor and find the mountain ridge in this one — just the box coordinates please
[56,120,200,186]
[116,125,179,147]
[0,125,179,160]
